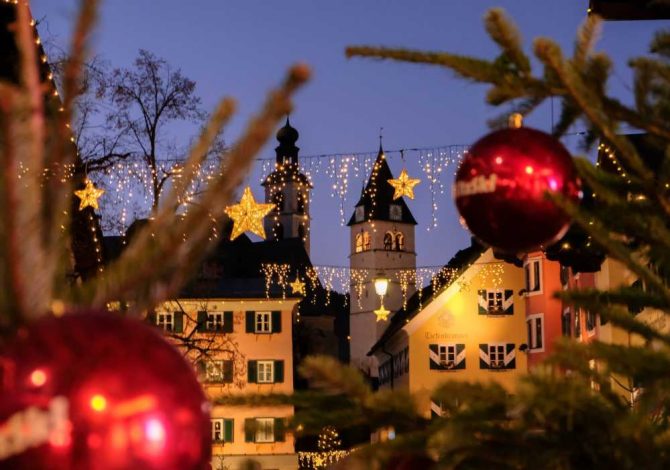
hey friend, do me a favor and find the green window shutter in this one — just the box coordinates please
[271,311,282,333]
[223,311,234,333]
[274,360,284,383]
[246,311,255,333]
[247,360,257,383]
[477,290,488,315]
[244,418,255,442]
[274,418,286,442]
[196,311,207,332]
[223,360,234,383]
[173,311,184,333]
[224,419,234,442]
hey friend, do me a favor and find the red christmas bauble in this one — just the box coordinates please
[0,312,210,470]
[454,126,581,253]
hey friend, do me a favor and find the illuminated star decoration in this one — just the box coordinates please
[224,186,275,240]
[74,179,105,211]
[388,168,421,200]
[374,305,391,322]
[290,277,306,295]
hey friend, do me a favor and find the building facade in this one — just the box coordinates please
[370,245,527,417]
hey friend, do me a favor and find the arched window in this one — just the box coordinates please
[394,232,404,251]
[355,231,371,253]
[384,232,393,251]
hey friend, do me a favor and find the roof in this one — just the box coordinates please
[347,146,417,226]
[589,0,670,20]
[368,238,486,355]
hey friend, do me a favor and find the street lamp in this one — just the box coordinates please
[374,273,389,297]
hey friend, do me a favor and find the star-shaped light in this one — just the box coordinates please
[74,179,105,211]
[374,305,391,322]
[387,168,421,200]
[290,277,306,295]
[225,186,275,240]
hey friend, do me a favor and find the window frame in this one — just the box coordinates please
[438,344,456,366]
[487,290,504,313]
[212,418,225,443]
[394,231,404,251]
[207,312,224,331]
[254,311,272,334]
[205,360,225,382]
[257,360,275,383]
[526,313,545,353]
[488,343,506,369]
[157,311,175,331]
[389,204,402,221]
[524,258,543,296]
[255,417,275,443]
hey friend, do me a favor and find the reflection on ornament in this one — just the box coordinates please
[225,186,275,240]
[74,179,105,211]
[374,304,391,322]
[388,168,421,200]
[290,277,306,295]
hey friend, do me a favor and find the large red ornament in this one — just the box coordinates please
[0,312,210,470]
[454,125,580,253]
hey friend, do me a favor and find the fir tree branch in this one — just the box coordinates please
[484,8,530,76]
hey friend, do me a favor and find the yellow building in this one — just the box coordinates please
[152,293,299,470]
[369,243,528,417]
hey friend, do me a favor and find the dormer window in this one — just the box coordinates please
[355,206,364,222]
[389,205,402,221]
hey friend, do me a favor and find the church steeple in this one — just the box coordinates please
[263,118,312,254]
[274,117,300,165]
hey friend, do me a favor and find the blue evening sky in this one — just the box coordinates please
[31,1,665,268]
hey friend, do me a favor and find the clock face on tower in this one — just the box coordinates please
[355,206,364,222]
[389,204,402,221]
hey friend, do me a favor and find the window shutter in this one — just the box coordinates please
[479,344,490,369]
[196,360,206,378]
[274,418,286,442]
[505,343,516,369]
[477,290,488,315]
[224,419,234,442]
[274,360,284,383]
[271,311,282,333]
[428,344,439,370]
[245,311,255,333]
[503,290,514,314]
[223,311,234,333]
[196,311,207,332]
[223,360,234,383]
[455,344,466,370]
[247,360,257,383]
[173,311,183,333]
[244,418,255,442]
[146,311,156,325]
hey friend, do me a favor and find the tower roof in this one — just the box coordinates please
[347,145,417,226]
[263,117,311,187]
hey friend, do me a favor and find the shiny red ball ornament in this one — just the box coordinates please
[0,312,210,470]
[454,124,581,253]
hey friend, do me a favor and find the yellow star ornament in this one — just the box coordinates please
[290,277,306,296]
[74,179,105,211]
[387,168,420,200]
[225,186,275,240]
[374,305,391,322]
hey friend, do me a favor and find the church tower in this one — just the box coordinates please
[262,118,312,254]
[348,143,417,373]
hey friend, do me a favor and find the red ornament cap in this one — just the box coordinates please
[454,126,581,253]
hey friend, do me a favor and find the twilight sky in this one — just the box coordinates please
[31,0,665,269]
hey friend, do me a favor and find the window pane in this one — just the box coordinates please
[533,262,541,291]
[535,318,543,348]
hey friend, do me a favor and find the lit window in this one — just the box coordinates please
[157,312,174,331]
[255,418,274,443]
[257,361,274,383]
[394,232,404,251]
[206,361,225,382]
[527,314,544,351]
[211,418,233,442]
[207,312,224,331]
[487,291,504,312]
[255,312,271,333]
[362,231,371,251]
[489,344,505,368]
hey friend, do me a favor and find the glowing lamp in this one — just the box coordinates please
[373,273,390,297]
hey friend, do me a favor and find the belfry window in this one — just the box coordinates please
[355,231,371,253]
[384,232,393,250]
[394,232,404,251]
